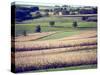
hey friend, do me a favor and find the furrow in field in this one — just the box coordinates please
[13,45,97,58]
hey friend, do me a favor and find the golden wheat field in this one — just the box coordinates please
[15,37,96,51]
[14,49,97,70]
[12,30,97,72]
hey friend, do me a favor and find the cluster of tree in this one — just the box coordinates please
[79,7,97,14]
[50,5,97,15]
[22,25,41,36]
[73,21,78,28]
[82,16,97,22]
[13,5,97,23]
[53,5,70,15]
[44,9,50,16]
[14,5,41,22]
[49,21,55,27]
[35,25,41,32]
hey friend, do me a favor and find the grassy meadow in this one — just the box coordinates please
[15,16,97,36]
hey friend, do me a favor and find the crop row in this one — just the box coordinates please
[15,37,97,51]
[13,45,97,58]
[14,49,97,72]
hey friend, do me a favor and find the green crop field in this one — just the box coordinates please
[37,31,80,41]
[15,16,97,37]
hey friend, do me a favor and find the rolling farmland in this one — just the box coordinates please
[11,4,97,73]
[12,29,97,72]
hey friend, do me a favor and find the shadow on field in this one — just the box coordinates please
[77,27,97,28]
[52,26,67,28]
[77,27,97,30]
[15,62,97,73]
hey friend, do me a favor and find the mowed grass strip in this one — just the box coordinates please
[15,31,57,42]
[38,30,97,41]
[37,31,80,41]
[59,30,97,41]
